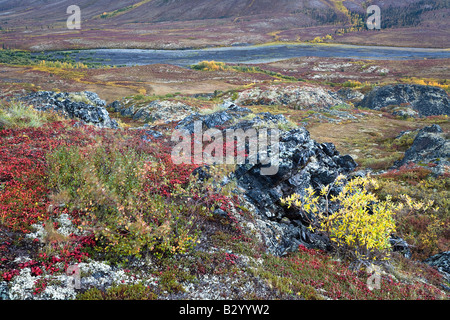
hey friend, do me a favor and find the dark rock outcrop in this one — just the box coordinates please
[233,127,357,255]
[20,91,118,128]
[424,251,450,284]
[175,101,289,134]
[336,87,364,104]
[185,102,358,255]
[357,84,450,117]
[115,99,197,123]
[394,124,449,175]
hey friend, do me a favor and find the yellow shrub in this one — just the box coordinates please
[38,60,88,69]
[281,176,398,263]
[407,78,450,90]
[138,88,147,95]
[342,80,362,88]
[192,60,228,71]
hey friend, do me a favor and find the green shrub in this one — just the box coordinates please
[0,49,35,65]
[191,60,228,71]
[77,283,157,300]
[46,142,201,259]
[374,173,450,260]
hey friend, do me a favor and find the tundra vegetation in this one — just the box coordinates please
[0,90,448,300]
[0,29,449,299]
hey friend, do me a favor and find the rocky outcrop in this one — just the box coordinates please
[235,84,344,109]
[394,124,450,175]
[424,251,450,285]
[357,84,450,117]
[175,101,289,134]
[336,88,364,104]
[116,99,197,124]
[20,91,118,128]
[186,102,358,255]
[233,128,357,255]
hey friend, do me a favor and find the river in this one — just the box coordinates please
[40,43,450,67]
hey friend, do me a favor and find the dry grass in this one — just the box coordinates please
[306,112,445,171]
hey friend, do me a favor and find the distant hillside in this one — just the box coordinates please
[0,0,448,50]
[1,0,447,26]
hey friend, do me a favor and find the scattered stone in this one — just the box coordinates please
[134,100,197,123]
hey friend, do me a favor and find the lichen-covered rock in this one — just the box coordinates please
[116,99,197,123]
[235,84,344,109]
[336,87,364,104]
[424,251,450,283]
[175,101,289,134]
[394,124,450,175]
[357,84,450,117]
[20,91,118,128]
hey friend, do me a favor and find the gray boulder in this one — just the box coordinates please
[357,84,450,117]
[424,251,450,284]
[133,100,196,123]
[336,87,364,104]
[175,102,289,134]
[117,100,197,123]
[233,128,357,255]
[20,91,118,128]
[236,84,344,109]
[394,124,450,175]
